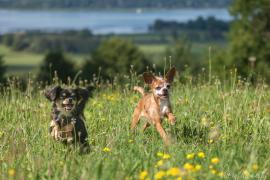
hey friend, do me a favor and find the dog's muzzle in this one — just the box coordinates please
[62,98,74,111]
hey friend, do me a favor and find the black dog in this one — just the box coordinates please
[45,86,91,153]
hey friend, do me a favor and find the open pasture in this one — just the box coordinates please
[0,45,86,75]
[0,41,226,76]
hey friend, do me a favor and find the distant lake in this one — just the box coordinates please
[0,9,231,34]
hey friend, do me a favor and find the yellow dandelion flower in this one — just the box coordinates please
[209,165,213,169]
[91,100,98,106]
[59,161,64,166]
[102,147,111,152]
[197,152,205,158]
[155,160,164,167]
[201,117,209,127]
[194,164,202,171]
[154,170,166,180]
[8,168,15,176]
[97,103,103,108]
[128,139,133,143]
[139,170,148,180]
[108,95,117,102]
[162,153,171,159]
[208,139,214,144]
[211,157,219,164]
[183,163,194,171]
[166,167,181,176]
[243,170,249,177]
[186,153,195,160]
[252,164,259,171]
[157,152,164,157]
[211,169,217,175]
[218,171,225,177]
[176,177,182,180]
[0,131,4,138]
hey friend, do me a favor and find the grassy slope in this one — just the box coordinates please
[0,45,87,75]
[138,42,226,55]
[0,41,226,75]
[0,78,269,179]
[0,45,43,66]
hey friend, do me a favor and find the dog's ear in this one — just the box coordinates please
[86,85,95,98]
[45,86,61,101]
[76,88,90,100]
[165,67,176,83]
[75,87,91,113]
[143,72,156,84]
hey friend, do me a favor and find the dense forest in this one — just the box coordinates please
[0,0,232,9]
[149,17,229,40]
[150,17,229,32]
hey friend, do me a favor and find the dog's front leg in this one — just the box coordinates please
[155,121,170,145]
[49,121,60,140]
[167,112,176,125]
[131,107,141,130]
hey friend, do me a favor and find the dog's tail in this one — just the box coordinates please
[133,86,145,96]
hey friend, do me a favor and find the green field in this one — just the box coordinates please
[0,76,269,179]
[0,41,226,75]
[0,45,87,75]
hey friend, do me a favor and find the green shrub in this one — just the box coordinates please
[37,51,76,84]
[81,37,149,81]
[228,0,270,83]
[0,55,6,83]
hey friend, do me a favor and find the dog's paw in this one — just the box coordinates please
[170,118,176,125]
[49,122,61,140]
[79,143,90,155]
[169,116,176,126]
[168,114,176,125]
[51,128,60,140]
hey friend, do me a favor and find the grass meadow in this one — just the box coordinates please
[1,41,226,76]
[0,73,269,180]
[0,45,86,75]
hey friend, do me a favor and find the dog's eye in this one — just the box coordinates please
[156,86,162,90]
[166,84,171,89]
[71,95,76,99]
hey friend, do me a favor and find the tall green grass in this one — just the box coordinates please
[0,73,269,179]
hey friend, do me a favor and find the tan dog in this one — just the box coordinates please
[131,67,176,145]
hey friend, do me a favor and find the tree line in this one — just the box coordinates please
[149,16,230,41]
[0,30,99,54]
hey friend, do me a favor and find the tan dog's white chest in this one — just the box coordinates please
[160,99,169,117]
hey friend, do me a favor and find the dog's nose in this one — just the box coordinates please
[163,89,168,94]
[68,98,73,103]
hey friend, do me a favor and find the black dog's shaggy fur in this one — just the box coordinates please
[45,86,92,153]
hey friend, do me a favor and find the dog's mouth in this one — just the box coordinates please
[158,93,169,98]
[62,103,74,111]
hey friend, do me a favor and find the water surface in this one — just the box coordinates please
[0,9,231,34]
